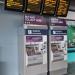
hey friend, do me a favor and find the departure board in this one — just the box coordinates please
[26,0,42,13]
[56,0,69,16]
[5,0,24,11]
[42,0,57,15]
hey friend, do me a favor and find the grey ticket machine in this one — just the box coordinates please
[18,14,48,75]
[49,18,68,75]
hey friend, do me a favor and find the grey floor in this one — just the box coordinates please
[65,63,75,75]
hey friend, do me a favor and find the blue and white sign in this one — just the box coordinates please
[51,30,67,35]
[25,29,48,35]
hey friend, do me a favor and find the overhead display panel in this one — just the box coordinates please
[25,0,42,13]
[56,0,69,16]
[5,0,24,11]
[42,0,57,15]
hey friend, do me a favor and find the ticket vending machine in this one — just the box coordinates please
[18,14,48,75]
[49,18,67,75]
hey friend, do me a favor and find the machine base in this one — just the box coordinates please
[50,68,67,75]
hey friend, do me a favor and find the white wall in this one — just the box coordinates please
[67,11,75,20]
[0,5,23,75]
[59,11,75,20]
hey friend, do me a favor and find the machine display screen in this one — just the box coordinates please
[56,0,69,16]
[5,0,24,11]
[26,0,42,13]
[43,0,57,15]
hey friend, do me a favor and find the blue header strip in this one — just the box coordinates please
[25,29,48,35]
[51,30,67,35]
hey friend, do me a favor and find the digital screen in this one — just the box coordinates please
[43,0,57,15]
[26,0,42,13]
[56,0,69,16]
[5,0,24,11]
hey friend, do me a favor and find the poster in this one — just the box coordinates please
[67,20,75,52]
[68,25,75,48]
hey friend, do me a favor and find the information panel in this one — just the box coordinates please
[42,0,57,15]
[25,0,42,13]
[56,0,69,16]
[5,0,24,11]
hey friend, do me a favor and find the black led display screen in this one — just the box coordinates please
[5,0,69,16]
[25,0,42,13]
[56,0,69,16]
[5,0,24,11]
[42,0,57,15]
